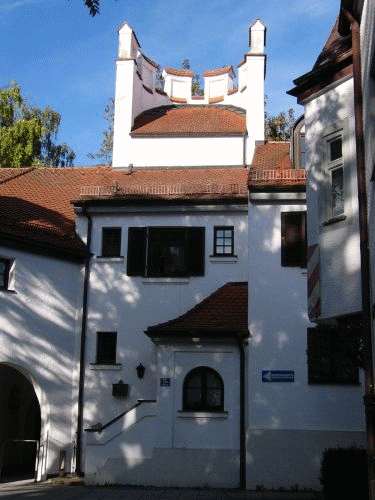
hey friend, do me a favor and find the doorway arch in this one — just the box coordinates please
[0,364,41,481]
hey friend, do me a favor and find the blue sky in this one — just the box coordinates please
[0,0,341,166]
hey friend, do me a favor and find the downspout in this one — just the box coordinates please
[238,337,246,489]
[75,206,92,476]
[343,8,375,499]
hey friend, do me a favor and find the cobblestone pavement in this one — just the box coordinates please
[0,479,323,500]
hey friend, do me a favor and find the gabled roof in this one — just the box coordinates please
[145,282,249,341]
[131,105,246,136]
[248,142,306,190]
[288,18,353,104]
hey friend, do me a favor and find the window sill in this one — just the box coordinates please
[89,363,122,370]
[0,288,16,293]
[209,255,238,264]
[322,214,347,227]
[143,277,190,285]
[96,257,124,262]
[177,411,228,420]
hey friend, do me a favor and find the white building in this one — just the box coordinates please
[0,16,366,490]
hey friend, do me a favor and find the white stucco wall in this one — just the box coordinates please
[81,207,248,428]
[304,77,362,320]
[247,200,365,489]
[0,246,84,477]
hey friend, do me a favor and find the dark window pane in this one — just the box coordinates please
[183,367,224,411]
[102,228,121,257]
[0,259,10,290]
[330,138,342,162]
[96,332,117,365]
[281,212,307,268]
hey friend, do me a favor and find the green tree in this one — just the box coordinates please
[0,82,75,168]
[88,97,114,165]
[181,59,203,96]
[265,108,295,141]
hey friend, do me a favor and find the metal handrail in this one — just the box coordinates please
[85,399,156,433]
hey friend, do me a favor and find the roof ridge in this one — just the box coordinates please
[0,167,35,185]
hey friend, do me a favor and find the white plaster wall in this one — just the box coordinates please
[304,77,362,319]
[82,209,248,432]
[0,246,84,476]
[247,201,365,488]
[120,136,245,168]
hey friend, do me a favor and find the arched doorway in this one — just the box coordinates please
[0,365,41,481]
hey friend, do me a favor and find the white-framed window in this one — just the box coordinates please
[328,135,344,218]
[213,226,234,256]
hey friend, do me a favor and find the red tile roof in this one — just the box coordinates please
[164,67,194,77]
[249,142,306,189]
[0,166,248,253]
[146,282,249,338]
[131,105,246,136]
[203,66,234,77]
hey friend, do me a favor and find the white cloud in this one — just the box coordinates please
[0,0,43,11]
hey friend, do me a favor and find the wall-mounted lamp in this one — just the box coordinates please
[136,363,145,379]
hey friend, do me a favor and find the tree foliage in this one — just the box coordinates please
[181,59,203,97]
[88,97,114,165]
[0,82,75,168]
[84,0,100,16]
[265,108,295,141]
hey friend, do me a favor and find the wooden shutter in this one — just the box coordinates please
[187,227,205,276]
[281,211,307,268]
[127,227,147,276]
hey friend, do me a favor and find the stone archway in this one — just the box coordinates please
[0,364,41,481]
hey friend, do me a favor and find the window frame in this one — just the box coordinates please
[101,227,122,258]
[327,135,344,219]
[183,366,224,412]
[281,211,307,268]
[213,226,234,257]
[127,226,205,278]
[96,331,117,365]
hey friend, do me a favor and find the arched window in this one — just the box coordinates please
[183,367,224,412]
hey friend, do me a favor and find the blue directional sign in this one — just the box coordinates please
[262,370,295,383]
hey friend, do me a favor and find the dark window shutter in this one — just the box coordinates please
[281,212,307,268]
[307,327,359,385]
[127,227,147,276]
[187,227,205,276]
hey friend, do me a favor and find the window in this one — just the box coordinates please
[327,135,344,218]
[213,226,234,256]
[281,212,307,268]
[307,326,359,385]
[183,367,224,412]
[96,332,117,365]
[0,258,12,290]
[101,228,121,257]
[127,227,205,277]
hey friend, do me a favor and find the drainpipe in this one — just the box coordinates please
[75,206,92,476]
[342,8,375,499]
[238,337,246,489]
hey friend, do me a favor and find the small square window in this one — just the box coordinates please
[213,227,234,256]
[101,228,121,257]
[96,332,117,365]
[0,258,12,290]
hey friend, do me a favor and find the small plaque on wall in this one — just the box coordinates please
[112,381,129,397]
[160,378,171,387]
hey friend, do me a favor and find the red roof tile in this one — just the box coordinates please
[164,67,194,77]
[0,166,248,251]
[146,282,248,337]
[249,142,306,189]
[203,66,234,77]
[131,105,246,136]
